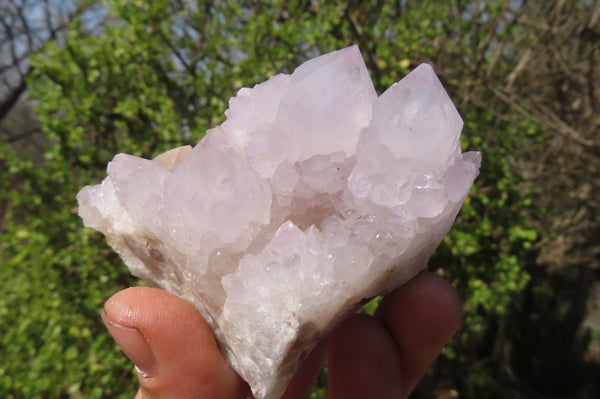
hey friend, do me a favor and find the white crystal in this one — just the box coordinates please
[77,45,480,399]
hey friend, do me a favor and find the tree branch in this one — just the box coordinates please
[0,66,31,122]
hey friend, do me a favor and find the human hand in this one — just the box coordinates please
[101,272,461,399]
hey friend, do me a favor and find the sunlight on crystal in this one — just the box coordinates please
[77,45,480,399]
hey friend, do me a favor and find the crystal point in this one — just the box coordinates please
[77,46,480,399]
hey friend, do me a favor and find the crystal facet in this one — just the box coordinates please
[77,45,480,399]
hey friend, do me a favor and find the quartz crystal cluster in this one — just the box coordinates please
[77,45,480,399]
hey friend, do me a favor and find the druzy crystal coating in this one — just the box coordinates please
[77,45,480,399]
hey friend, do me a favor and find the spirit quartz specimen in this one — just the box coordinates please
[77,45,480,399]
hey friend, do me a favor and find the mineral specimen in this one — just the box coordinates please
[77,45,480,399]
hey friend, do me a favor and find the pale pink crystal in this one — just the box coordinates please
[77,45,480,399]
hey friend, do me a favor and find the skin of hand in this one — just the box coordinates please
[101,272,461,399]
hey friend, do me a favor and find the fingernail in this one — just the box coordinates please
[101,309,157,378]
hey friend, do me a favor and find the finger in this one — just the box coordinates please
[326,314,402,399]
[102,287,250,399]
[280,338,329,399]
[375,272,462,398]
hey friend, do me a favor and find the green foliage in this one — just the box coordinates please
[1,0,547,397]
[0,142,140,397]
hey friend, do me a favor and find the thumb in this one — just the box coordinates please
[102,287,250,399]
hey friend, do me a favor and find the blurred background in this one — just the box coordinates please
[1,0,598,398]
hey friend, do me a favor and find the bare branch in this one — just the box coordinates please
[492,87,596,150]
[506,49,532,90]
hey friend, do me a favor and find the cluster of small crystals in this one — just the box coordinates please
[77,45,480,399]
